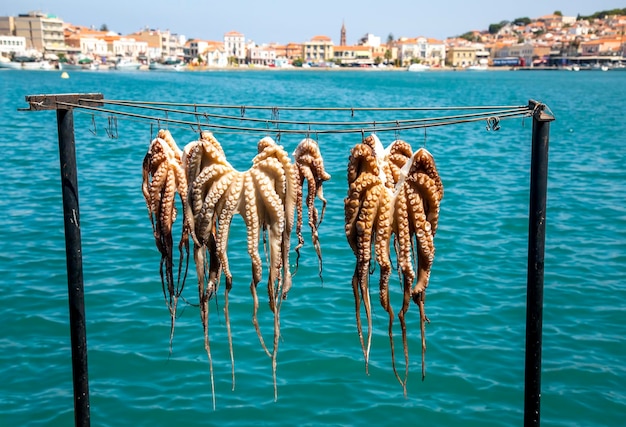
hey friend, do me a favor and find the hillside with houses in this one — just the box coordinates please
[0,9,624,70]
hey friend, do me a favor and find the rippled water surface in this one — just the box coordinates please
[1,68,625,426]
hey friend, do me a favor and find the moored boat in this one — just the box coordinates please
[0,58,54,70]
[407,63,430,72]
[149,58,186,71]
[60,61,99,71]
[112,58,141,71]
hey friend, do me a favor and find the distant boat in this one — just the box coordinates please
[149,58,186,71]
[466,64,488,71]
[0,57,54,70]
[60,57,99,71]
[407,63,430,72]
[60,62,99,71]
[112,58,141,71]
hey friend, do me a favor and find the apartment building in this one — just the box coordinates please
[397,37,445,67]
[224,31,245,63]
[129,28,184,59]
[303,35,334,64]
[247,44,277,66]
[333,45,372,66]
[0,11,66,54]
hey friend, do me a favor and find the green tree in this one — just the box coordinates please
[387,33,394,46]
[512,17,531,26]
[100,24,108,31]
[489,23,503,34]
[384,49,392,64]
[292,58,303,67]
[554,10,562,16]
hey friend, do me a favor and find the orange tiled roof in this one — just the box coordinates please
[311,35,332,42]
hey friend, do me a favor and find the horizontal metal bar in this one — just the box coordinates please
[19,93,104,111]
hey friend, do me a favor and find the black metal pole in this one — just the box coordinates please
[524,101,554,427]
[56,107,91,427]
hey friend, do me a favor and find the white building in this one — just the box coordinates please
[0,35,26,55]
[224,31,245,62]
[204,43,227,67]
[111,38,148,57]
[79,37,108,56]
[247,44,276,66]
[359,33,381,47]
[396,36,445,67]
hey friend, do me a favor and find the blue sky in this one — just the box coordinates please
[4,1,624,44]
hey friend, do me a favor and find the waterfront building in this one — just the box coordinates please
[445,45,478,67]
[272,42,302,63]
[204,42,227,67]
[184,39,227,67]
[303,35,334,64]
[128,28,185,60]
[0,35,26,56]
[0,11,66,55]
[496,42,539,67]
[396,36,445,67]
[580,37,624,56]
[333,45,372,66]
[224,31,246,63]
[247,44,277,66]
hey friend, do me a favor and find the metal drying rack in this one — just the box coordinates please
[20,93,554,427]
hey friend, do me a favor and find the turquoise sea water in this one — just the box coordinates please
[1,68,625,426]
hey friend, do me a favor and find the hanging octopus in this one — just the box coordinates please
[344,134,394,377]
[344,133,443,395]
[292,138,331,279]
[182,132,296,407]
[143,130,330,408]
[141,129,191,352]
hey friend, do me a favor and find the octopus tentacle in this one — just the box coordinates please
[292,138,331,278]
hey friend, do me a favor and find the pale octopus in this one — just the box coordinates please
[142,130,330,408]
[344,133,443,395]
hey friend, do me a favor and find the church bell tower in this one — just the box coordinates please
[340,21,346,46]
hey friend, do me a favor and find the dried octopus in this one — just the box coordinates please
[142,130,330,408]
[344,133,443,395]
[293,138,331,279]
[141,129,191,351]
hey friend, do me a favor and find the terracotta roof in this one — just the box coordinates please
[311,35,332,42]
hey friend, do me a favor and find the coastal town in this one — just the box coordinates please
[1,9,625,71]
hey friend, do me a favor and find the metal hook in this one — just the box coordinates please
[486,116,501,131]
[240,105,246,118]
[89,114,97,136]
[105,115,118,139]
